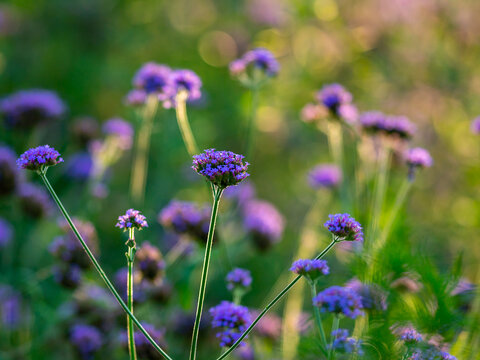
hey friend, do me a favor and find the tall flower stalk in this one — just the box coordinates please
[175,90,199,158]
[17,145,172,360]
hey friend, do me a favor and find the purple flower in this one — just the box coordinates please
[210,301,252,347]
[133,62,173,98]
[70,324,102,360]
[16,145,63,172]
[337,103,358,124]
[330,329,363,354]
[53,264,82,289]
[192,149,250,189]
[451,278,476,313]
[17,182,52,219]
[170,69,202,101]
[308,164,342,189]
[226,268,252,292]
[224,181,256,206]
[102,118,134,150]
[115,208,148,231]
[125,89,147,107]
[359,111,386,134]
[0,89,66,128]
[0,217,13,248]
[234,345,255,360]
[114,267,148,303]
[158,200,211,241]
[0,145,19,196]
[471,117,480,135]
[406,147,432,168]
[231,48,280,78]
[251,311,282,341]
[383,115,416,139]
[243,200,285,251]
[345,278,387,312]
[290,259,329,282]
[136,242,166,282]
[324,213,363,242]
[0,285,22,330]
[65,152,93,181]
[300,103,328,123]
[400,327,423,345]
[72,116,100,146]
[316,84,353,113]
[120,322,167,359]
[313,286,364,319]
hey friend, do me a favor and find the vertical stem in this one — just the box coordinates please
[328,316,340,360]
[215,239,338,360]
[38,172,172,360]
[130,96,158,205]
[245,85,259,159]
[311,282,329,357]
[175,91,199,158]
[127,230,137,360]
[189,187,223,360]
[326,121,347,209]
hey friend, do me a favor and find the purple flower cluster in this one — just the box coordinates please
[229,48,280,78]
[226,268,252,292]
[115,208,148,231]
[409,349,457,360]
[252,311,282,341]
[308,164,342,189]
[16,145,64,172]
[400,327,423,345]
[359,112,416,139]
[316,84,358,122]
[243,200,285,251]
[224,181,256,206]
[102,118,134,150]
[0,89,66,128]
[290,259,329,282]
[170,69,202,102]
[210,301,252,347]
[158,200,211,241]
[345,278,387,312]
[324,213,364,242]
[313,286,364,319]
[133,62,173,97]
[125,89,147,107]
[17,182,52,219]
[53,264,82,289]
[70,324,102,360]
[192,149,250,189]
[330,329,363,355]
[65,152,94,181]
[120,323,167,359]
[136,242,166,283]
[0,285,22,330]
[0,217,13,248]
[471,116,480,134]
[406,147,433,168]
[0,145,18,196]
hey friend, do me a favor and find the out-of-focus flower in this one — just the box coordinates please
[125,89,147,107]
[136,242,165,283]
[308,164,342,189]
[390,274,423,293]
[65,152,93,181]
[158,200,211,242]
[451,278,476,313]
[133,62,173,100]
[290,259,329,283]
[120,323,167,359]
[226,268,252,292]
[224,181,256,207]
[471,117,480,134]
[71,116,100,146]
[16,145,63,172]
[0,90,66,128]
[317,84,353,115]
[406,147,433,169]
[330,329,363,355]
[313,286,364,319]
[360,111,387,135]
[70,324,102,360]
[192,149,250,189]
[0,217,13,248]
[246,0,289,26]
[148,280,173,304]
[53,264,82,289]
[210,301,251,347]
[243,200,285,251]
[345,278,387,312]
[360,112,416,140]
[102,118,134,151]
[229,48,279,80]
[252,311,282,341]
[116,208,148,231]
[17,182,52,219]
[233,344,255,360]
[0,285,22,330]
[324,213,364,242]
[114,267,148,304]
[72,285,118,331]
[0,145,18,196]
[171,69,202,101]
[400,327,423,345]
[300,103,328,123]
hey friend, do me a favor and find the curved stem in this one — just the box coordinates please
[328,316,340,360]
[188,186,223,360]
[175,91,199,158]
[39,172,172,360]
[216,239,338,360]
[311,282,328,357]
[126,235,137,360]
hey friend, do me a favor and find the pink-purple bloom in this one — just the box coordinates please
[471,116,480,134]
[115,208,148,231]
[406,147,433,168]
[136,242,166,282]
[230,48,280,78]
[290,259,329,282]
[313,285,364,319]
[125,89,147,107]
[308,164,342,189]
[192,149,250,189]
[210,301,252,347]
[324,213,364,242]
[226,268,252,292]
[53,264,82,289]
[133,62,173,98]
[120,323,167,359]
[171,69,202,101]
[16,145,63,171]
[400,327,423,344]
[360,112,416,139]
[317,84,353,113]
[345,278,387,312]
[102,118,134,150]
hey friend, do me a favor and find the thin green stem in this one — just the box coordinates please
[39,172,172,360]
[216,239,338,360]
[175,91,199,158]
[127,240,137,360]
[328,316,340,360]
[245,85,259,159]
[311,282,328,357]
[189,186,223,360]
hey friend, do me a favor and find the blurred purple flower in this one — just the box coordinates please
[251,311,282,341]
[383,115,416,139]
[330,329,363,354]
[0,217,13,248]
[400,327,423,345]
[230,48,279,78]
[115,208,148,231]
[125,89,147,107]
[0,285,22,330]
[65,152,93,181]
[70,324,102,360]
[16,145,63,172]
[53,264,82,289]
[133,62,173,99]
[114,267,148,303]
[313,286,364,319]
[406,147,432,168]
[226,268,252,292]
[246,0,289,26]
[136,242,165,283]
[345,278,387,312]
[102,118,134,150]
[120,322,167,359]
[324,213,364,242]
[300,103,328,123]
[171,69,202,101]
[210,301,252,347]
[308,164,342,189]
[0,145,18,196]
[451,278,476,313]
[290,259,329,283]
[17,182,52,219]
[316,84,353,114]
[471,116,480,134]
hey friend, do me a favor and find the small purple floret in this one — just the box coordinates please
[324,213,364,242]
[115,208,148,231]
[16,145,63,171]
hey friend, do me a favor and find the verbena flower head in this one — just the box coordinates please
[400,327,423,345]
[192,149,250,189]
[16,145,63,172]
[65,152,93,181]
[210,301,252,347]
[136,242,166,283]
[102,118,134,150]
[115,209,148,231]
[383,115,416,139]
[125,89,147,107]
[53,264,82,289]
[231,48,280,78]
[0,217,13,248]
[330,329,363,355]
[70,324,102,360]
[158,200,210,241]
[290,259,329,283]
[243,200,285,251]
[324,213,364,242]
[316,84,353,113]
[308,164,342,189]
[226,268,252,292]
[345,278,387,312]
[359,111,387,135]
[451,278,476,313]
[133,62,173,98]
[471,116,480,134]
[170,69,202,101]
[406,147,433,168]
[0,89,66,128]
[313,285,364,318]
[0,145,18,196]
[17,182,52,219]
